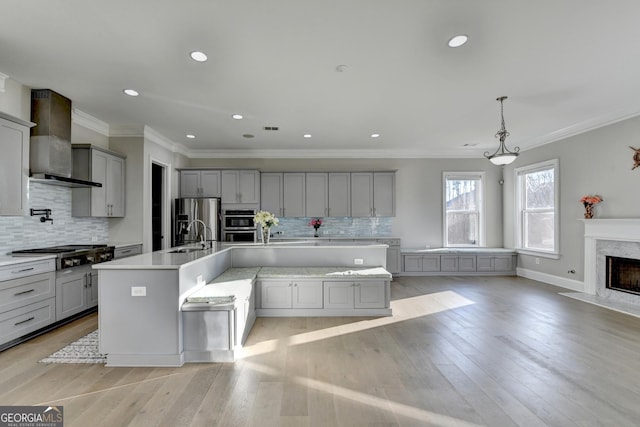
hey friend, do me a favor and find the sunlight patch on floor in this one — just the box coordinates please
[239,291,474,359]
[244,360,483,427]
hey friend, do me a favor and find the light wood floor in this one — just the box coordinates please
[2,276,640,426]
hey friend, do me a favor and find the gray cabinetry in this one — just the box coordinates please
[0,114,33,216]
[55,266,98,320]
[305,173,329,217]
[283,173,306,217]
[114,244,143,259]
[72,145,126,217]
[180,170,221,198]
[221,170,260,204]
[0,259,56,347]
[401,250,517,276]
[376,238,401,275]
[259,279,323,309]
[323,280,387,309]
[328,172,351,217]
[351,172,395,217]
[260,173,284,216]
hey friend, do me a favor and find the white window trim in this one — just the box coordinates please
[443,171,486,247]
[514,159,560,257]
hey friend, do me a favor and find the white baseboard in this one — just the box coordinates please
[517,267,585,292]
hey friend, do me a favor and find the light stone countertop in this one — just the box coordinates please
[94,241,389,270]
[0,254,57,268]
[257,266,392,279]
[401,247,516,254]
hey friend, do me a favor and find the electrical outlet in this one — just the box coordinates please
[354,258,364,265]
[535,257,540,265]
[196,275,204,285]
[91,236,98,242]
[131,286,146,297]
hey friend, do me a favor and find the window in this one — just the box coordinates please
[443,172,484,247]
[515,159,559,256]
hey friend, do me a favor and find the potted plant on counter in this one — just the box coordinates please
[309,218,323,237]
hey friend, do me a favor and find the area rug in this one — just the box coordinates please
[39,330,106,364]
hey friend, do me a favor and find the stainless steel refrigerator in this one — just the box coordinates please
[173,198,221,247]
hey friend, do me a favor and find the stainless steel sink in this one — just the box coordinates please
[169,248,201,254]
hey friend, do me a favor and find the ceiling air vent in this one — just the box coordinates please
[263,126,279,131]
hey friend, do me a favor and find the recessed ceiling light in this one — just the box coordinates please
[232,114,243,120]
[186,134,196,139]
[371,133,380,138]
[303,134,312,138]
[123,89,139,97]
[448,34,468,48]
[189,51,208,62]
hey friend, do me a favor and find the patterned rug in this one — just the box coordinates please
[39,330,106,364]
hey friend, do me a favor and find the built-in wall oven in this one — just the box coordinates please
[222,209,257,242]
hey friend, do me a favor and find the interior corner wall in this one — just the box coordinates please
[0,77,30,121]
[502,115,640,284]
[187,157,505,249]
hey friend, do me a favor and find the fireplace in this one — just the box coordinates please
[606,256,640,295]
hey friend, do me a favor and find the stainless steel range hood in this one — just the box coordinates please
[30,89,102,188]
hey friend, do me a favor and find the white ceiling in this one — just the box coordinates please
[2,0,640,158]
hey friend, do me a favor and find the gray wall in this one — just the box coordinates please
[502,115,640,283]
[188,158,505,249]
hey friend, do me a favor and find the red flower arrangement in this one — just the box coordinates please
[580,194,602,219]
[309,218,323,237]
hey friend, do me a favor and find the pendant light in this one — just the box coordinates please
[484,96,519,165]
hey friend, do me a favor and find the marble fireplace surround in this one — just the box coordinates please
[572,218,640,316]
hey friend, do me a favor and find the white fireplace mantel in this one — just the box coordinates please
[582,218,640,294]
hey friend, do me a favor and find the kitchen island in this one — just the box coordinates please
[94,241,391,367]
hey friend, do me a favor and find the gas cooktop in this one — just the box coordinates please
[11,244,110,255]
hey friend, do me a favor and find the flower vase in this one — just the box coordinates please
[314,226,319,237]
[261,227,271,244]
[584,204,594,219]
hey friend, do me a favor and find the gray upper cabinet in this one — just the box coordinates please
[351,172,395,217]
[221,170,260,204]
[0,114,32,216]
[305,173,328,217]
[328,172,351,217]
[72,145,126,217]
[260,173,284,216]
[283,173,306,217]
[180,170,221,198]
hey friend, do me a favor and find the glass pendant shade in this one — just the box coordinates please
[485,96,519,165]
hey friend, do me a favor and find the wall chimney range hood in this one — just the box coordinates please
[29,89,102,188]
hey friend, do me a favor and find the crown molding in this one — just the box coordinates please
[0,72,7,93]
[517,106,640,152]
[183,147,483,159]
[144,126,189,156]
[72,108,110,136]
[109,124,144,138]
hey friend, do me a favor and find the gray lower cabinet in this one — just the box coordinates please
[0,259,56,347]
[259,279,323,309]
[323,280,386,309]
[55,266,98,320]
[114,244,143,259]
[402,251,516,275]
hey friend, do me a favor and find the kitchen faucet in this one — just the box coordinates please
[186,219,212,249]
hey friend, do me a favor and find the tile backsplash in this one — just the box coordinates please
[0,182,108,254]
[271,217,393,238]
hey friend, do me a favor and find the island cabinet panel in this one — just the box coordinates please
[259,279,323,309]
[0,116,30,216]
[324,280,387,309]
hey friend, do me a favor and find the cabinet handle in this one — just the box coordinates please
[14,289,35,296]
[12,267,34,274]
[14,316,35,326]
[373,207,377,216]
[293,283,298,287]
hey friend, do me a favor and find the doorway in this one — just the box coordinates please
[151,162,165,251]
